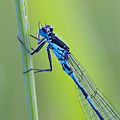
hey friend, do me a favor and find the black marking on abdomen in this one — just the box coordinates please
[51,36,70,51]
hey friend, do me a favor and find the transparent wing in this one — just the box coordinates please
[67,54,120,120]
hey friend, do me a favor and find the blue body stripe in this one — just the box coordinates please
[69,73,104,120]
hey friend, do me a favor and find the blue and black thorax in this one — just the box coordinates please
[47,33,70,60]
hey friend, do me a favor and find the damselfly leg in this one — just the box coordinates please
[33,45,52,73]
[17,36,52,73]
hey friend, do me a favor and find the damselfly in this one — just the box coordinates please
[17,23,120,120]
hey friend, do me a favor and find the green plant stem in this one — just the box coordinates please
[15,0,38,120]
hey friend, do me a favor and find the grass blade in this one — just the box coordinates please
[15,0,38,120]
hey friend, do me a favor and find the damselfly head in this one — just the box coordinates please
[40,25,53,37]
[45,25,53,32]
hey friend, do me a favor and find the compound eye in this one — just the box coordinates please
[50,27,53,32]
[42,28,48,33]
[45,25,53,32]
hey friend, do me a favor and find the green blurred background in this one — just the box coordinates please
[0,0,120,120]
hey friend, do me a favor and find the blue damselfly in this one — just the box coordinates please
[17,23,120,120]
